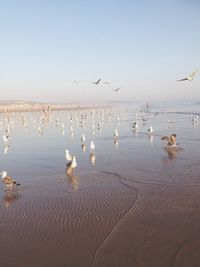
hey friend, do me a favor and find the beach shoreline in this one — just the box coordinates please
[0,101,113,113]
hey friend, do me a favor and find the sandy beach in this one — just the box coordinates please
[0,101,110,113]
[0,103,200,267]
[0,169,200,267]
[1,0,200,265]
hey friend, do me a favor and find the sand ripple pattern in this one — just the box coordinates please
[91,171,143,267]
[0,172,138,267]
[1,161,200,267]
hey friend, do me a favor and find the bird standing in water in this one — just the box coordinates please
[1,171,20,190]
[161,133,178,148]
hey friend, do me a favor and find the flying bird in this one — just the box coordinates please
[1,171,20,190]
[92,79,101,85]
[113,88,120,92]
[176,68,198,82]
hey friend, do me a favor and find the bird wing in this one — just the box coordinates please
[96,79,101,84]
[66,160,72,167]
[3,176,15,185]
[169,135,176,144]
[161,136,169,141]
[176,78,188,82]
[66,154,72,161]
[188,68,198,78]
[92,79,101,84]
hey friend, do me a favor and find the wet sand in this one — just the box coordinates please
[0,168,200,267]
[0,104,200,266]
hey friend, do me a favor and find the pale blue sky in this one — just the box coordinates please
[0,0,200,103]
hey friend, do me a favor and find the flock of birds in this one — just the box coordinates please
[0,68,199,191]
[1,102,199,192]
[74,78,121,92]
[0,106,123,190]
[74,68,199,94]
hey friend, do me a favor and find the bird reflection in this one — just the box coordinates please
[164,147,181,159]
[90,152,96,165]
[81,143,86,152]
[114,139,119,148]
[3,190,19,208]
[148,134,154,143]
[3,144,10,154]
[65,167,79,190]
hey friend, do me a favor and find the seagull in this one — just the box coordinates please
[90,140,95,151]
[2,135,9,143]
[81,134,86,142]
[92,79,101,85]
[104,81,110,85]
[113,88,120,92]
[142,118,147,122]
[1,171,20,190]
[132,121,139,132]
[66,156,77,169]
[65,150,72,161]
[114,129,119,138]
[148,126,154,134]
[176,68,198,82]
[161,133,178,148]
[192,115,199,123]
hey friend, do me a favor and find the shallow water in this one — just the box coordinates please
[0,102,200,267]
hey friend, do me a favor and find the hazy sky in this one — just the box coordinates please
[0,0,200,103]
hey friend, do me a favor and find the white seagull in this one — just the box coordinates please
[114,129,119,138]
[81,134,86,142]
[176,68,198,82]
[90,140,95,151]
[148,126,154,134]
[2,135,9,143]
[66,156,77,169]
[65,150,72,161]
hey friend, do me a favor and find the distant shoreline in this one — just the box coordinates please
[0,102,112,113]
